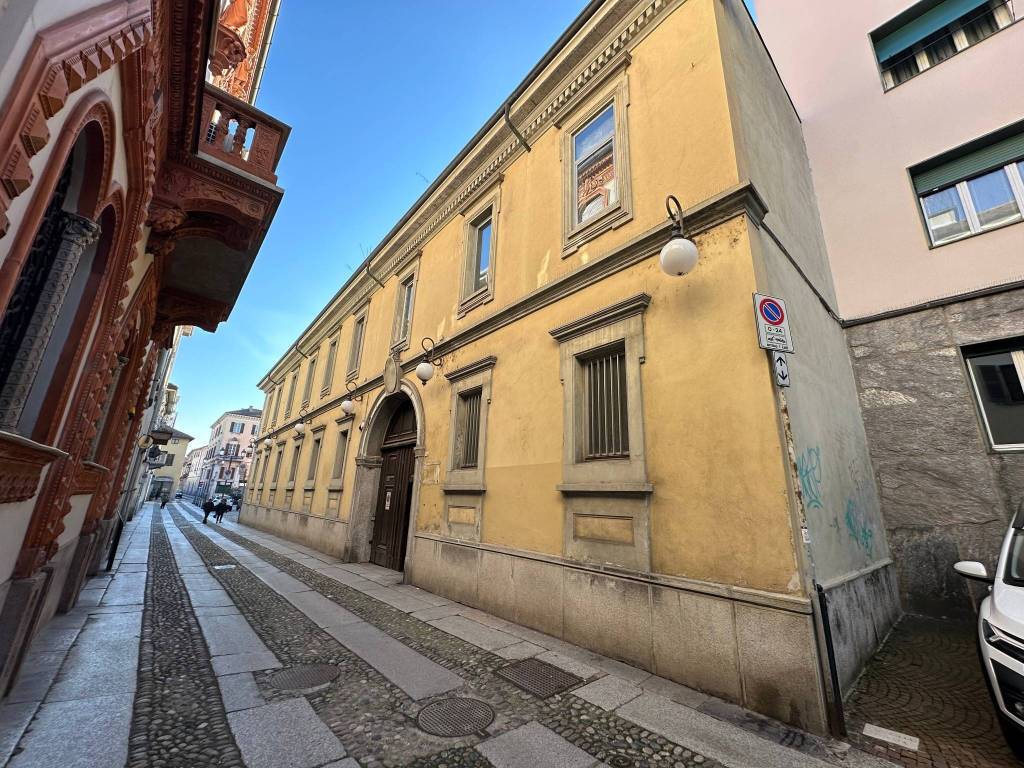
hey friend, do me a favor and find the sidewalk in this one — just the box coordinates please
[1,501,896,768]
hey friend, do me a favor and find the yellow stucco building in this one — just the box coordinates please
[244,0,899,733]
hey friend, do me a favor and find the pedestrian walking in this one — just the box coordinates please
[159,495,168,509]
[202,497,215,524]
[214,497,229,523]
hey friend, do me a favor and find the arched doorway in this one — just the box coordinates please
[369,397,417,570]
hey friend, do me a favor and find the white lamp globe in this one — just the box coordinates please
[660,235,699,277]
[293,422,305,435]
[340,399,354,415]
[415,360,435,384]
[262,438,272,447]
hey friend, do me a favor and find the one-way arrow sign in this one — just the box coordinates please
[773,351,791,388]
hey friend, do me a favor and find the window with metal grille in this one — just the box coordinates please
[582,344,629,459]
[332,428,349,479]
[288,444,300,482]
[455,388,482,468]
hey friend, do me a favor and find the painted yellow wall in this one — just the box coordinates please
[254,0,801,595]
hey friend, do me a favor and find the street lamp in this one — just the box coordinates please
[340,381,362,415]
[659,195,700,277]
[415,336,445,385]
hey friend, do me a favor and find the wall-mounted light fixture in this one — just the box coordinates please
[262,437,273,448]
[660,195,700,277]
[415,336,446,385]
[340,381,363,415]
[293,405,311,436]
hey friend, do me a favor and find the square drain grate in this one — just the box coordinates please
[496,657,582,698]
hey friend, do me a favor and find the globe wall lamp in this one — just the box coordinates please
[660,195,700,277]
[293,405,311,436]
[262,438,272,448]
[340,381,363,416]
[415,337,445,385]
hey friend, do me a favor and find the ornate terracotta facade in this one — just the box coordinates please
[0,0,287,698]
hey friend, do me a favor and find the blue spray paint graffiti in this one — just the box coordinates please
[844,497,875,558]
[796,446,823,509]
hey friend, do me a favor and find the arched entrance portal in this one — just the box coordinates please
[369,398,417,570]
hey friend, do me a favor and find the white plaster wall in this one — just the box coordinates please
[0,65,128,266]
[0,0,115,122]
[0,463,51,586]
[755,0,1024,319]
[57,492,91,548]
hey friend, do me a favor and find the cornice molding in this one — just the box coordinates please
[257,180,769,443]
[443,356,498,383]
[549,294,651,342]
[0,430,68,504]
[260,0,685,385]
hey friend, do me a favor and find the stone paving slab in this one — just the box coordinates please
[477,721,600,768]
[47,612,141,702]
[8,692,133,768]
[572,674,642,711]
[285,589,363,629]
[218,672,266,712]
[325,619,464,700]
[428,614,521,651]
[495,641,545,660]
[212,650,282,676]
[228,697,347,768]
[617,693,838,768]
[411,603,466,622]
[187,587,236,607]
[254,569,312,595]
[198,613,271,657]
[4,650,66,704]
[536,650,599,679]
[360,585,433,613]
[0,702,37,765]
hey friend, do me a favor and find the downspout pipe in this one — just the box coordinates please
[503,101,530,152]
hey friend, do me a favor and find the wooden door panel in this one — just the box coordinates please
[370,446,414,570]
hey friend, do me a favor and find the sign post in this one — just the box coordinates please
[753,293,794,353]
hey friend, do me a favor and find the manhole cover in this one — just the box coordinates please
[267,664,340,691]
[416,698,494,737]
[496,657,582,698]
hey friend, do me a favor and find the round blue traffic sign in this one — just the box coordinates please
[759,297,785,326]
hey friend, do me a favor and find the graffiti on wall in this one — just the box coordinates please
[797,444,878,559]
[796,446,823,509]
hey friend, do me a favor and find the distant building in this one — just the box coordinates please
[148,428,194,498]
[190,407,263,500]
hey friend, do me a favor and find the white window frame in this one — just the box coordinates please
[965,346,1024,451]
[920,160,1024,246]
[458,187,501,316]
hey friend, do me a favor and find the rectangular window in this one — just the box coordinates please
[573,104,617,226]
[307,437,321,481]
[288,444,300,482]
[332,428,349,479]
[230,421,243,433]
[394,273,416,345]
[303,356,317,404]
[582,344,629,460]
[272,448,283,483]
[913,127,1024,245]
[285,370,298,415]
[454,389,482,469]
[322,337,338,392]
[259,453,269,484]
[965,340,1024,449]
[271,387,281,426]
[347,313,366,377]
[251,423,258,435]
[873,0,1014,90]
[471,211,492,293]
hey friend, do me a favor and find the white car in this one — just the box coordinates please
[956,513,1024,758]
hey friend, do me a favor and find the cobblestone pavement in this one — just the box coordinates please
[126,510,245,767]
[2,501,899,767]
[845,614,1019,768]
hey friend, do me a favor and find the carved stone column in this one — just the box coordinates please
[0,214,100,430]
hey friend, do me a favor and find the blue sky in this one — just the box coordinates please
[171,0,590,444]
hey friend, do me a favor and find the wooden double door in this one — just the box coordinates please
[369,444,415,571]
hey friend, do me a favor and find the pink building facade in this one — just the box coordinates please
[757,0,1024,616]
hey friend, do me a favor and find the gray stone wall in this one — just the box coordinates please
[847,288,1024,618]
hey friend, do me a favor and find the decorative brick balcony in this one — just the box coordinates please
[199,84,289,185]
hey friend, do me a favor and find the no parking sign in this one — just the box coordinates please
[753,293,794,353]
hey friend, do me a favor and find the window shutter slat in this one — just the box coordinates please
[913,131,1024,193]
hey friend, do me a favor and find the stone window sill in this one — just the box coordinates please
[556,481,653,496]
[442,482,485,495]
[328,479,344,491]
